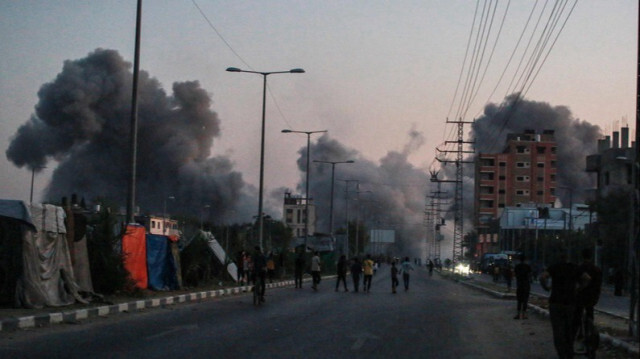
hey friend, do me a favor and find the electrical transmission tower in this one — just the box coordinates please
[425,170,447,261]
[435,119,474,263]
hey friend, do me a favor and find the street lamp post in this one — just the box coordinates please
[313,160,355,248]
[282,129,327,251]
[29,166,46,204]
[227,67,305,251]
[355,188,373,256]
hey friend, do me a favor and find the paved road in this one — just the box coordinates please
[0,267,561,359]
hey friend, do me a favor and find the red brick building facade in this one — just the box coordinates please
[474,129,557,255]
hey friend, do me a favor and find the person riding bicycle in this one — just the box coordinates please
[574,248,602,355]
[252,246,267,302]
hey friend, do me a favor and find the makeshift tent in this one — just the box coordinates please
[15,203,87,308]
[122,224,147,289]
[0,200,33,305]
[146,234,178,290]
[64,205,93,293]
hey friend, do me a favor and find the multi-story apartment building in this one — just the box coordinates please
[586,127,635,196]
[474,129,558,255]
[283,191,316,239]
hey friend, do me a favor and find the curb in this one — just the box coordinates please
[0,279,301,332]
[458,279,639,356]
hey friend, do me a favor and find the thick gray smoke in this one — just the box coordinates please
[437,94,600,221]
[291,132,430,255]
[6,49,252,221]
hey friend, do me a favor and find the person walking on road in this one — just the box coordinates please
[294,248,305,289]
[311,251,322,291]
[427,259,434,277]
[573,248,602,354]
[400,256,414,291]
[335,255,349,292]
[391,260,399,293]
[350,257,363,292]
[363,254,374,293]
[540,253,579,359]
[513,254,532,319]
[251,246,267,303]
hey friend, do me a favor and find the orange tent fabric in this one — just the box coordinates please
[122,224,147,289]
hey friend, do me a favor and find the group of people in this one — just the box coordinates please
[512,249,602,359]
[237,249,277,286]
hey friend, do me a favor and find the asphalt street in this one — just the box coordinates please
[0,267,561,359]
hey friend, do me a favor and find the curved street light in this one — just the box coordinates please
[226,67,305,250]
[282,129,327,250]
[313,160,355,242]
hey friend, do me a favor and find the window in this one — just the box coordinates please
[480,158,495,166]
[551,161,557,168]
[480,172,494,180]
[516,176,530,182]
[551,146,557,154]
[499,162,506,167]
[604,172,610,185]
[537,162,545,168]
[537,190,544,195]
[516,190,530,196]
[550,174,556,182]
[480,200,494,208]
[498,203,505,208]
[537,176,544,182]
[151,221,156,229]
[516,162,530,168]
[537,146,546,154]
[480,186,494,194]
[499,175,506,180]
[550,188,556,195]
[499,189,506,194]
[516,146,527,153]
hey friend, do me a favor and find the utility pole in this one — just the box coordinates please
[435,119,474,263]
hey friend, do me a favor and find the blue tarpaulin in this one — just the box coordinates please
[146,234,178,291]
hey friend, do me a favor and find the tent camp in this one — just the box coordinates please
[0,200,87,308]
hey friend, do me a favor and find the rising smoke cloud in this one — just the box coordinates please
[291,131,430,255]
[6,49,252,221]
[436,94,601,223]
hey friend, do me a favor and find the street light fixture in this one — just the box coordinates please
[226,67,305,251]
[282,129,327,251]
[313,160,355,244]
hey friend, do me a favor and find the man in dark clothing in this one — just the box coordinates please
[252,246,267,302]
[294,249,305,289]
[513,254,532,319]
[335,255,349,292]
[573,248,602,353]
[350,257,363,292]
[540,254,579,359]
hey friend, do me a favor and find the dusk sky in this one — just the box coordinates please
[1,1,637,234]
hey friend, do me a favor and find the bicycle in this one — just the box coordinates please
[573,306,599,358]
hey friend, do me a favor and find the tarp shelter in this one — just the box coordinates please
[0,200,34,305]
[122,224,147,289]
[64,205,93,293]
[146,234,178,290]
[14,203,87,308]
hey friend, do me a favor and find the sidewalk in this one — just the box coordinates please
[0,277,315,332]
[450,271,639,356]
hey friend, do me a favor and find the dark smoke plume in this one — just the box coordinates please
[6,48,252,221]
[291,132,430,255]
[436,94,601,224]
